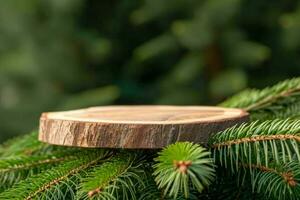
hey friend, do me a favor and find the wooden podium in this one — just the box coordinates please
[39,106,249,149]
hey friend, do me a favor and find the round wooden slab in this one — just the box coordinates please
[39,106,249,149]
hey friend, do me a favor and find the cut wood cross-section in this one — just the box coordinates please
[39,106,249,149]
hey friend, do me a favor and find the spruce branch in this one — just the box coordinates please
[209,119,300,170]
[137,174,163,200]
[198,168,264,200]
[250,96,300,120]
[0,148,83,189]
[220,77,300,110]
[219,77,300,120]
[77,152,145,200]
[240,161,300,200]
[153,142,215,199]
[0,132,47,157]
[0,150,110,200]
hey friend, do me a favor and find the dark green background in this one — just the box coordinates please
[0,0,300,141]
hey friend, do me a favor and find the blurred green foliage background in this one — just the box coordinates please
[0,0,300,141]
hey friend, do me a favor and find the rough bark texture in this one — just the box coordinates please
[39,106,249,149]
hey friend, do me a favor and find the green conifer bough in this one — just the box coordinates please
[0,77,300,199]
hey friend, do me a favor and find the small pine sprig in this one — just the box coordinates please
[209,119,300,171]
[153,142,215,199]
[77,153,145,200]
[219,77,300,120]
[0,150,110,200]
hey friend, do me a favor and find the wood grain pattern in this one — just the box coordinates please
[38,106,249,149]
